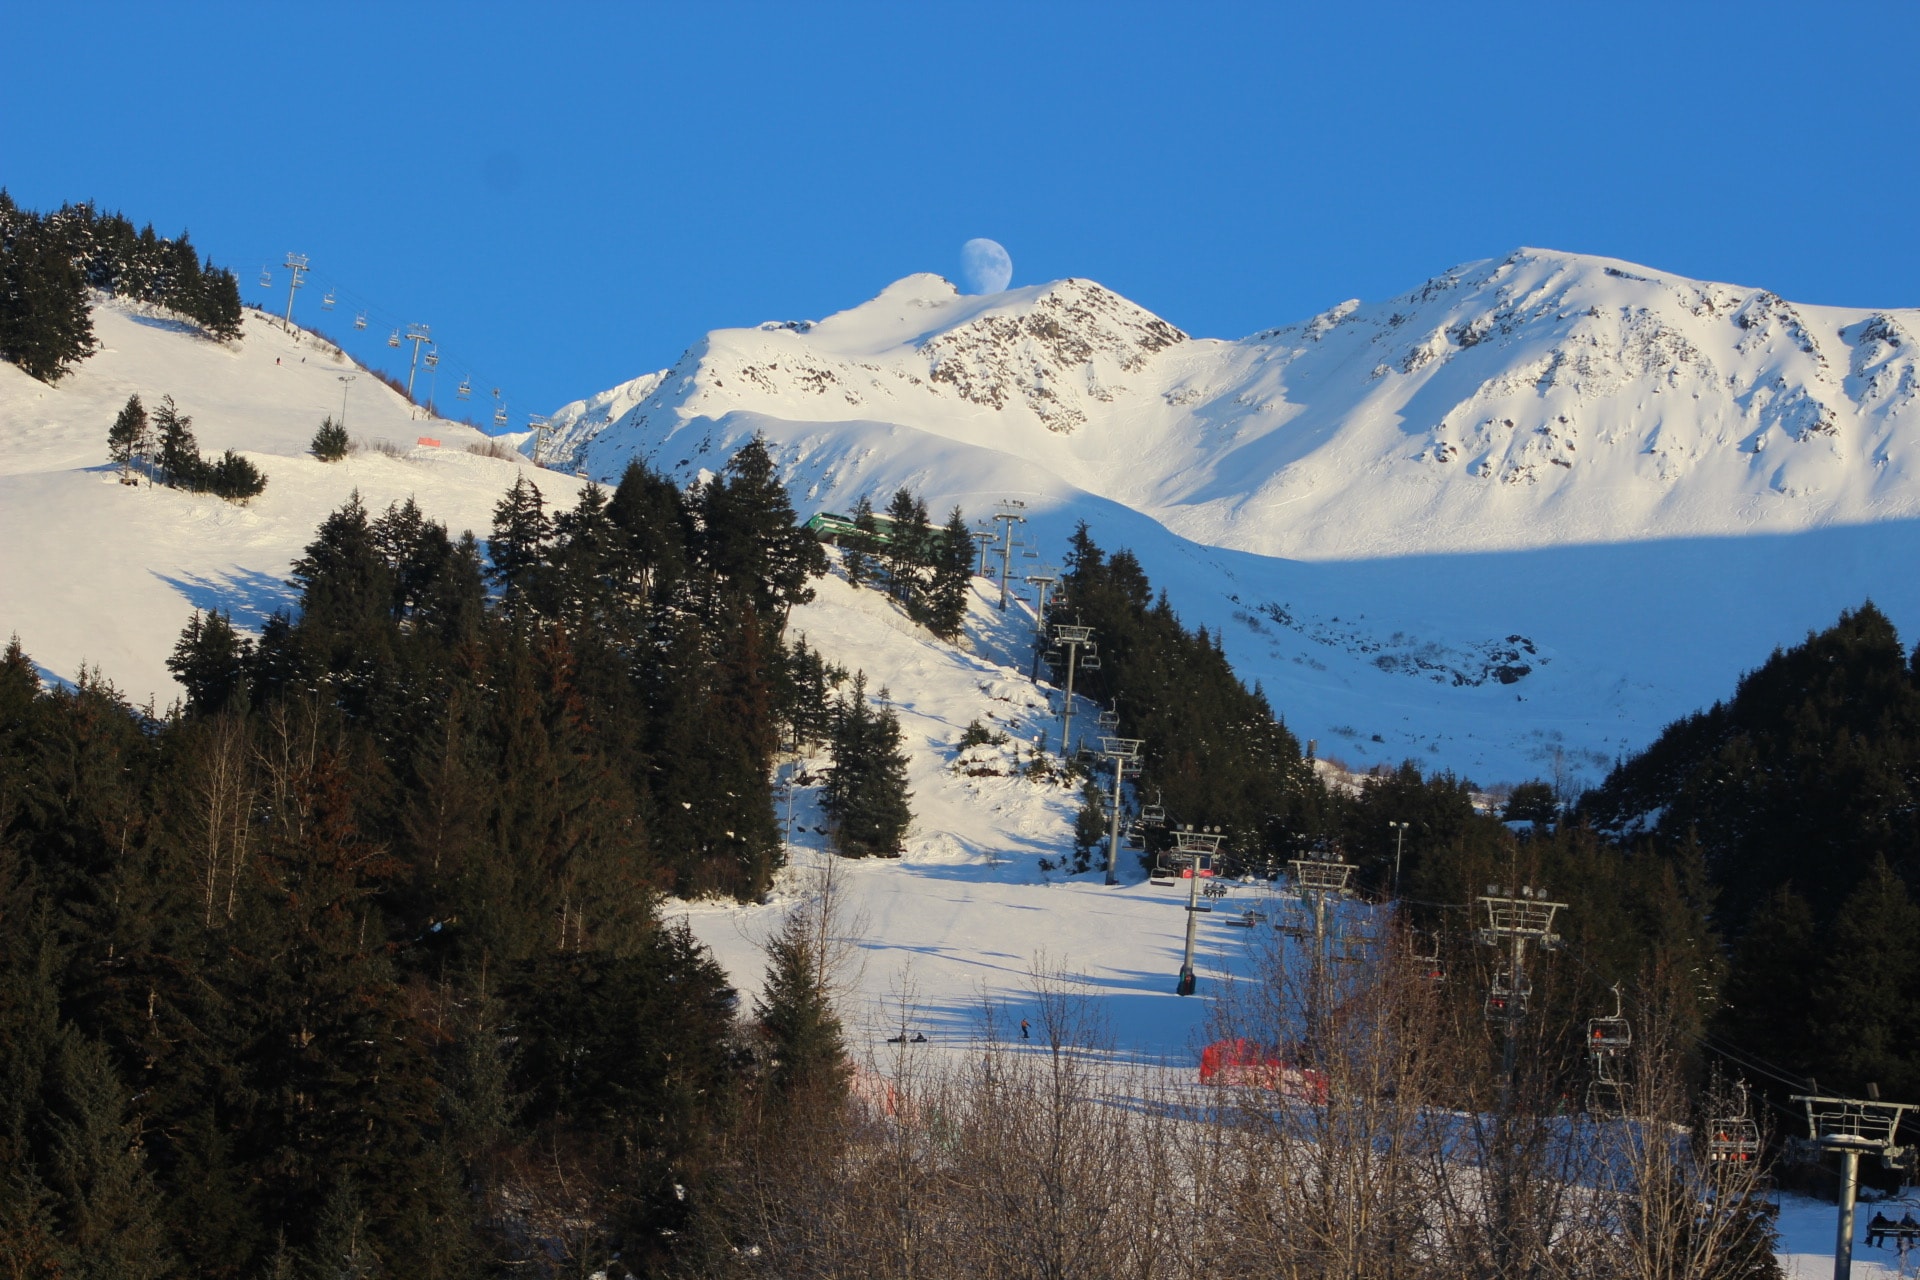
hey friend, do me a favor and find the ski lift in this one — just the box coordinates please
[1141,792,1167,826]
[353,311,368,330]
[424,348,439,369]
[321,290,336,310]
[1278,905,1315,939]
[1486,967,1531,1020]
[1708,1084,1763,1163]
[1587,1079,1626,1118]
[456,377,472,400]
[1413,932,1445,983]
[1080,647,1102,671]
[493,404,509,428]
[1097,708,1120,731]
[258,265,272,287]
[1587,985,1631,1054]
[387,329,402,348]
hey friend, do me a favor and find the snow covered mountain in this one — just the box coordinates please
[547,249,1920,560]
[545,250,1920,791]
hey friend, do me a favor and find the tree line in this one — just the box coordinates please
[0,192,243,384]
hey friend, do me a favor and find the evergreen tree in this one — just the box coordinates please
[843,494,878,588]
[488,475,553,622]
[825,678,912,858]
[882,487,931,608]
[204,450,266,501]
[107,394,149,484]
[697,435,827,622]
[0,216,94,383]
[754,903,850,1106]
[310,415,349,462]
[925,505,973,640]
[1813,857,1920,1098]
[152,395,201,488]
[166,610,253,716]
[1072,777,1108,874]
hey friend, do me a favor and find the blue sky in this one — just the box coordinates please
[6,2,1916,424]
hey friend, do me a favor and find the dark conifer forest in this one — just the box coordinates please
[0,193,244,384]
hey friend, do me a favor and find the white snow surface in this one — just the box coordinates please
[0,302,578,706]
[546,250,1920,792]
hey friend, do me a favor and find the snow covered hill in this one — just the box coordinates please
[0,301,572,706]
[546,249,1920,559]
[543,252,1920,791]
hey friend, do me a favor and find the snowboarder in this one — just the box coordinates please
[1020,1018,1030,1040]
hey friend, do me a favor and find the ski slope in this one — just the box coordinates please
[0,301,573,707]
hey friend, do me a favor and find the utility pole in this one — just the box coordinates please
[990,502,1027,609]
[1049,623,1095,757]
[281,253,309,332]
[401,323,433,404]
[1789,1089,1917,1280]
[1388,820,1409,897]
[336,374,356,430]
[1097,736,1144,887]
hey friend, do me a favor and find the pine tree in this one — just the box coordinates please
[1072,778,1108,874]
[825,679,912,858]
[41,1029,174,1279]
[844,494,878,588]
[488,475,553,623]
[107,394,149,484]
[166,610,253,716]
[882,487,930,608]
[152,395,201,488]
[205,450,266,501]
[0,218,94,383]
[754,903,850,1106]
[1813,857,1920,1098]
[310,415,350,462]
[925,505,973,640]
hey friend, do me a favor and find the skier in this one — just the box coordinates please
[1020,1018,1030,1040]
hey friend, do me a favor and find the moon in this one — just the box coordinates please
[959,238,1013,294]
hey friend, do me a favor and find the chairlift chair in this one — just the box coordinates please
[1587,985,1632,1054]
[259,266,272,287]
[353,311,367,330]
[493,404,509,428]
[456,377,472,400]
[1486,967,1531,1020]
[321,291,336,310]
[387,329,402,348]
[1080,647,1102,671]
[424,349,439,369]
[1709,1085,1764,1163]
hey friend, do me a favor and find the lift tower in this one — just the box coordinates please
[1096,736,1144,886]
[281,253,309,331]
[1171,826,1226,995]
[1789,1088,1917,1280]
[403,323,433,403]
[1049,623,1095,755]
[989,502,1027,609]
[1476,885,1566,1091]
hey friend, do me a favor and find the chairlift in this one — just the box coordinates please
[321,291,337,310]
[387,329,402,348]
[456,377,472,400]
[1413,932,1445,983]
[493,404,509,428]
[424,349,439,369]
[1080,649,1102,671]
[258,266,272,287]
[1097,709,1120,731]
[353,311,368,330]
[1486,967,1531,1020]
[1708,1084,1763,1163]
[1141,792,1167,826]
[1278,906,1314,939]
[1587,984,1632,1054]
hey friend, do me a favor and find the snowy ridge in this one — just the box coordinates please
[549,249,1920,560]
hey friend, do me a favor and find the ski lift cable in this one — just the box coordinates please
[290,268,516,421]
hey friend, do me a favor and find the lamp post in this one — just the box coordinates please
[336,374,356,430]
[1388,821,1409,897]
